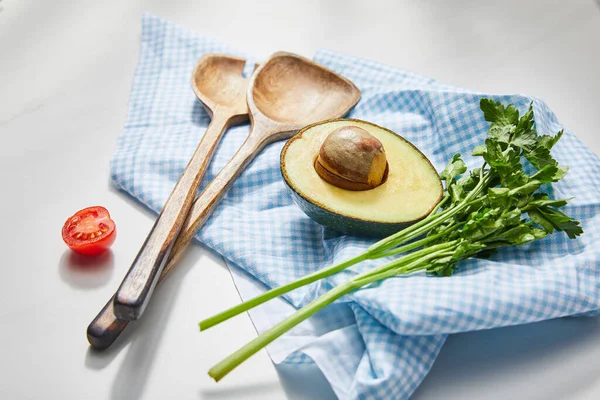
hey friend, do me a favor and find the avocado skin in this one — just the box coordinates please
[284,179,413,238]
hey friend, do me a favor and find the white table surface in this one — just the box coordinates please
[2,0,600,399]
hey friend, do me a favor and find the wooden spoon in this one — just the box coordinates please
[108,54,253,323]
[87,54,254,349]
[87,52,360,349]
[167,52,361,263]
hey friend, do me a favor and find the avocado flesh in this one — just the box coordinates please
[282,120,442,224]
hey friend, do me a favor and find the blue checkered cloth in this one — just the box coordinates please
[111,13,600,400]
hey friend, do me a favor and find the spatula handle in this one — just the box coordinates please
[112,113,232,321]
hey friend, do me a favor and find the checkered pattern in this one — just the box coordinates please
[111,13,600,399]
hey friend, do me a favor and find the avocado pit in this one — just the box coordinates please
[314,126,389,191]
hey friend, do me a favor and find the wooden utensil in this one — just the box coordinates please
[167,52,361,263]
[87,51,360,349]
[110,54,253,321]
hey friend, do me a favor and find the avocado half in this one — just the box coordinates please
[280,119,443,237]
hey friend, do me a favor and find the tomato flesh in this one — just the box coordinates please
[62,206,116,255]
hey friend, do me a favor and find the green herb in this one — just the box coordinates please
[202,98,583,381]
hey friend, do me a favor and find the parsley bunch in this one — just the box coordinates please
[203,98,583,381]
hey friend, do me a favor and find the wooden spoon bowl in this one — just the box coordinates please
[192,54,251,122]
[251,54,360,126]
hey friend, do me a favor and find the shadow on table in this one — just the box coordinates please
[82,241,211,400]
[59,250,115,289]
[276,362,338,400]
[196,361,337,400]
[412,316,600,399]
[198,381,282,400]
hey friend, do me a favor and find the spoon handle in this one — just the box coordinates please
[87,263,171,350]
[112,112,234,321]
[86,123,275,349]
[168,124,275,263]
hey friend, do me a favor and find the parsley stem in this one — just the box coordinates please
[208,243,459,382]
[372,226,456,258]
[201,237,456,332]
[429,193,450,215]
[356,241,458,282]
[199,252,368,331]
[208,279,359,381]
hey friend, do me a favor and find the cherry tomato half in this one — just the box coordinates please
[62,206,116,256]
